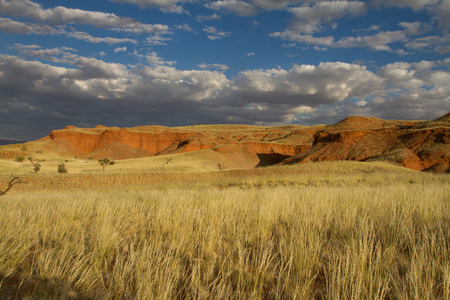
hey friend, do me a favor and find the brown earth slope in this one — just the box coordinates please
[12,112,450,172]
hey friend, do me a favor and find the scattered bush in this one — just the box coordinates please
[98,158,115,172]
[163,158,173,167]
[34,163,41,173]
[15,156,25,162]
[58,162,68,174]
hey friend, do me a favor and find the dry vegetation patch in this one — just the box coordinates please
[0,160,448,299]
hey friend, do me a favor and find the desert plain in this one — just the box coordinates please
[0,114,449,299]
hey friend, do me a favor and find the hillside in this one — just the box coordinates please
[1,113,449,172]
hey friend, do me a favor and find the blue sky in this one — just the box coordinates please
[0,0,449,140]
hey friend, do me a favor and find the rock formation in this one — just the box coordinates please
[43,113,449,172]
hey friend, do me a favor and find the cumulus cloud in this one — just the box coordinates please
[371,0,450,31]
[287,1,367,34]
[233,62,384,107]
[0,0,169,34]
[0,45,449,140]
[428,1,450,31]
[398,21,424,36]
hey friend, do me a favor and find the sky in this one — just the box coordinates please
[0,0,449,140]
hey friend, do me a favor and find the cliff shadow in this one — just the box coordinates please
[256,153,291,167]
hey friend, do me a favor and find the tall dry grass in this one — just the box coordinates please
[0,181,448,299]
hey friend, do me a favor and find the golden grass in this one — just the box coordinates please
[1,159,447,192]
[0,159,449,299]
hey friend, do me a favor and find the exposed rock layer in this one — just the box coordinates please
[47,113,450,172]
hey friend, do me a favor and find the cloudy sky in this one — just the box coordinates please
[0,0,449,140]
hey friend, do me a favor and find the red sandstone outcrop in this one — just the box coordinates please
[282,114,450,172]
[43,113,449,172]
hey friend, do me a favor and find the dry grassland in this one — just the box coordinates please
[0,158,449,299]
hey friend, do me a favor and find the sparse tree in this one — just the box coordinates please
[163,158,172,167]
[98,158,115,172]
[0,175,27,196]
[58,162,68,173]
[33,163,41,173]
[28,157,43,173]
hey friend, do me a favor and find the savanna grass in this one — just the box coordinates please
[0,180,448,299]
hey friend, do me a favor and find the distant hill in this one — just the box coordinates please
[0,139,27,146]
[2,113,449,172]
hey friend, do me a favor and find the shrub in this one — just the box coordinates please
[34,163,41,173]
[15,156,25,162]
[58,162,68,174]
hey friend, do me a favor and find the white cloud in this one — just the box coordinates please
[249,0,310,10]
[272,28,410,52]
[0,17,60,35]
[405,33,450,54]
[234,62,385,105]
[197,13,222,22]
[287,1,367,34]
[270,30,334,45]
[198,63,229,72]
[370,0,439,11]
[146,51,176,66]
[334,30,406,51]
[114,47,127,53]
[1,45,449,139]
[428,1,450,31]
[371,0,450,31]
[110,0,196,13]
[0,0,169,34]
[398,21,424,36]
[68,31,137,45]
[145,35,172,45]
[203,26,231,40]
[206,0,259,16]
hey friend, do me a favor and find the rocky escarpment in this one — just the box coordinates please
[46,113,450,172]
[48,124,319,166]
[281,113,450,172]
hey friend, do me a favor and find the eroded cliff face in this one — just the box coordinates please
[49,127,197,155]
[282,114,450,172]
[48,124,315,164]
[47,113,450,172]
